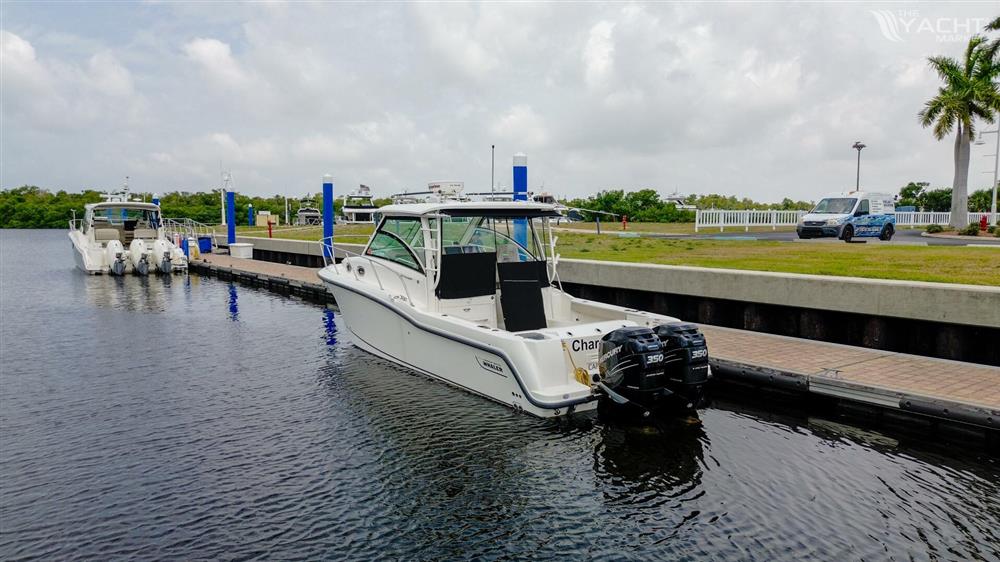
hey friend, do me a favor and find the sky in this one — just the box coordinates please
[2,2,998,202]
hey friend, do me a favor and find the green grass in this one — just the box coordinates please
[555,221,797,234]
[555,232,1000,286]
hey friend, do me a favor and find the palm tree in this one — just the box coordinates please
[918,35,1000,228]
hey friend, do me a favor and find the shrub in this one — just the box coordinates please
[926,224,944,234]
[988,225,996,234]
[958,223,980,236]
[995,227,1000,238]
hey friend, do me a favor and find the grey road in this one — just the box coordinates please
[689,228,1000,246]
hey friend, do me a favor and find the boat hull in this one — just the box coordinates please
[323,277,597,418]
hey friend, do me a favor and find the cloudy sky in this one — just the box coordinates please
[3,2,998,202]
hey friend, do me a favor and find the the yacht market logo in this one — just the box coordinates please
[870,10,985,43]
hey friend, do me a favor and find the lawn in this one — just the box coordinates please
[555,221,796,234]
[555,232,1000,287]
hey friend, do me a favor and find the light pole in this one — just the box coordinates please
[491,144,496,194]
[852,141,866,191]
[975,129,999,225]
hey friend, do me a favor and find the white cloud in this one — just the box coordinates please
[491,105,549,149]
[583,20,615,89]
[182,38,248,86]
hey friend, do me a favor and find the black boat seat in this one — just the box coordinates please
[498,261,549,332]
[436,251,497,299]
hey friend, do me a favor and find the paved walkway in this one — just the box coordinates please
[194,254,1000,417]
[198,254,322,286]
[700,325,1000,411]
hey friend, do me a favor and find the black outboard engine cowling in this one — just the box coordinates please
[654,323,710,408]
[598,327,669,407]
[598,323,710,412]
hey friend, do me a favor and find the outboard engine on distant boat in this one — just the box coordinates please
[597,323,710,413]
[105,240,126,276]
[128,239,150,276]
[151,239,172,273]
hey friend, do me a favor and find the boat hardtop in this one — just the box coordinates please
[318,194,710,419]
[375,200,559,217]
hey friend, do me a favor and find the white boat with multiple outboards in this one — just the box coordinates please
[318,195,710,418]
[69,186,187,275]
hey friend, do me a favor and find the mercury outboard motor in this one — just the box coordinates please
[654,323,710,409]
[597,323,710,413]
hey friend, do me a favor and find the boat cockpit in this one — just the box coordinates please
[82,203,163,247]
[351,204,575,333]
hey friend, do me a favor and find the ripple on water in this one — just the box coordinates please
[1,230,999,561]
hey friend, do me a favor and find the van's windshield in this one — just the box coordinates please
[811,198,857,214]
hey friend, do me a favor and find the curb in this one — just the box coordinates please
[921,231,1000,243]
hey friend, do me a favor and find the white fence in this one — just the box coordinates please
[694,210,806,232]
[694,210,998,232]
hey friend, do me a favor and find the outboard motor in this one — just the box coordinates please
[152,240,172,273]
[105,240,127,276]
[654,323,710,409]
[597,323,710,413]
[129,239,150,276]
[598,327,669,410]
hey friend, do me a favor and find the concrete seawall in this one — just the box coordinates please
[556,259,1000,328]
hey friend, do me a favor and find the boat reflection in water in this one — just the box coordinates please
[81,273,177,313]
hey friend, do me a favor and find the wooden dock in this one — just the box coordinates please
[191,254,999,433]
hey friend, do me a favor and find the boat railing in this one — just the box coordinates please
[68,218,85,232]
[321,236,420,307]
[162,218,217,249]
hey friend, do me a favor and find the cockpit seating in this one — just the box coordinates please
[497,261,549,332]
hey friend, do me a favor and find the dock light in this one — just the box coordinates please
[852,141,866,190]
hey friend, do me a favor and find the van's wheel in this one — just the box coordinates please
[841,225,854,242]
[879,224,894,241]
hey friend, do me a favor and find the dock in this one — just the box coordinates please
[191,253,999,433]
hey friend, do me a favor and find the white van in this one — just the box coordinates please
[796,191,896,242]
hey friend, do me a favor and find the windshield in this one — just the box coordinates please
[811,198,857,214]
[91,207,160,227]
[440,216,540,262]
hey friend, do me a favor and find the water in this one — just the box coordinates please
[2,230,998,561]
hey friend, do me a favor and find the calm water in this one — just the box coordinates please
[1,229,998,561]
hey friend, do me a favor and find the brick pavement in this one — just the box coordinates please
[700,325,1000,410]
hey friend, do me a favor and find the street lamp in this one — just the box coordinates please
[974,129,999,225]
[852,141,866,191]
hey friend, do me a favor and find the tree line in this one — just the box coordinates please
[2,183,994,229]
[896,182,996,212]
[0,186,346,229]
[562,189,814,222]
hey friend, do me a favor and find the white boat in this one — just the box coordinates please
[340,185,378,223]
[69,187,188,275]
[318,199,710,418]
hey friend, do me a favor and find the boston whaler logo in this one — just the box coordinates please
[476,355,506,377]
